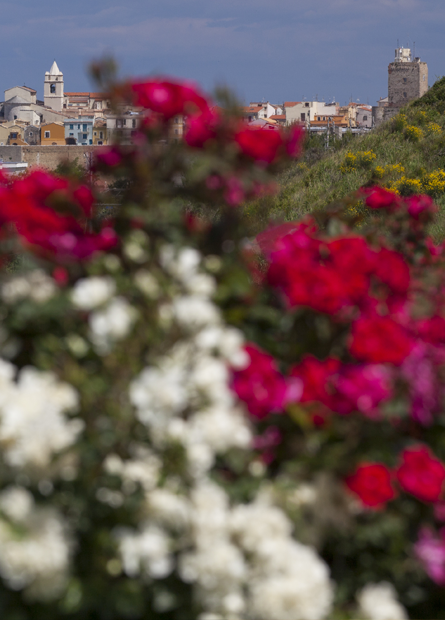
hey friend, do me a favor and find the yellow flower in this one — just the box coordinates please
[392,176,423,196]
[404,125,423,142]
[422,170,445,196]
[427,122,441,135]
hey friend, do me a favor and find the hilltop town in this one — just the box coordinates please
[0,47,428,173]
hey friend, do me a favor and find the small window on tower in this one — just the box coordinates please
[50,84,56,94]
[403,78,407,83]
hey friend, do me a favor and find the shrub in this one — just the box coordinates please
[392,175,423,196]
[422,169,445,196]
[0,68,444,620]
[404,124,424,142]
[427,122,442,135]
[341,150,376,173]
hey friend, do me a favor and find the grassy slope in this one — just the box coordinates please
[244,77,445,239]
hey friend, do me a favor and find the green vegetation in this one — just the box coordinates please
[244,77,445,239]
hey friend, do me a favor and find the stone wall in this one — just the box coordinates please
[388,61,428,107]
[0,145,108,170]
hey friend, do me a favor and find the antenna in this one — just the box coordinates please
[413,41,416,59]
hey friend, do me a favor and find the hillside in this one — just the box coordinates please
[244,76,445,239]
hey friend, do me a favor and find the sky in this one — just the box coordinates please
[2,0,445,106]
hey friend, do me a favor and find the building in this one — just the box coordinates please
[107,112,140,144]
[64,118,95,145]
[4,86,37,104]
[93,119,108,145]
[285,101,338,124]
[41,122,65,145]
[356,105,373,129]
[64,92,110,112]
[388,47,428,106]
[0,124,25,146]
[169,115,185,141]
[44,61,64,113]
[269,114,286,126]
[24,125,41,145]
[373,47,428,127]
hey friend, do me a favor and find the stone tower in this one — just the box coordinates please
[388,47,428,107]
[44,60,64,112]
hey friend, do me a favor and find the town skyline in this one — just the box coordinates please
[1,0,444,107]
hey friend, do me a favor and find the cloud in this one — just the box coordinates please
[0,0,444,105]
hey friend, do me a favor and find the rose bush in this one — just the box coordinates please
[0,67,443,619]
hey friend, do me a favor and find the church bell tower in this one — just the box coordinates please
[44,60,64,112]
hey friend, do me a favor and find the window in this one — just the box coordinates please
[69,124,74,130]
[14,115,17,120]
[44,131,50,138]
[117,120,123,128]
[94,132,97,136]
[403,92,407,98]
[305,102,309,107]
[82,124,87,132]
[363,115,368,121]
[78,124,80,129]
[50,84,56,94]
[403,78,407,83]
[29,132,33,136]
[132,119,136,128]
[300,113,305,121]
[99,131,103,139]
[69,133,74,136]
[83,134,87,140]
[98,141,103,145]
[174,129,178,135]
[11,133,17,139]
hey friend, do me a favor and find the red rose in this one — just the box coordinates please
[231,344,287,419]
[396,446,445,502]
[373,248,410,297]
[234,126,284,164]
[334,364,393,417]
[289,355,340,410]
[406,195,437,220]
[185,109,221,148]
[346,462,396,508]
[363,186,401,210]
[416,316,445,345]
[132,79,209,120]
[349,315,413,365]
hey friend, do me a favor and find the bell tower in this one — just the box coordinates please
[44,60,64,112]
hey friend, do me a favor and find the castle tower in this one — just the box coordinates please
[388,47,428,107]
[44,60,64,112]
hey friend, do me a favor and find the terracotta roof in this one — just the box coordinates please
[65,92,108,99]
[244,106,262,113]
[270,114,285,120]
[284,102,301,107]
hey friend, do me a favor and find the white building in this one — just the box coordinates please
[356,105,372,128]
[285,101,338,124]
[44,61,64,113]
